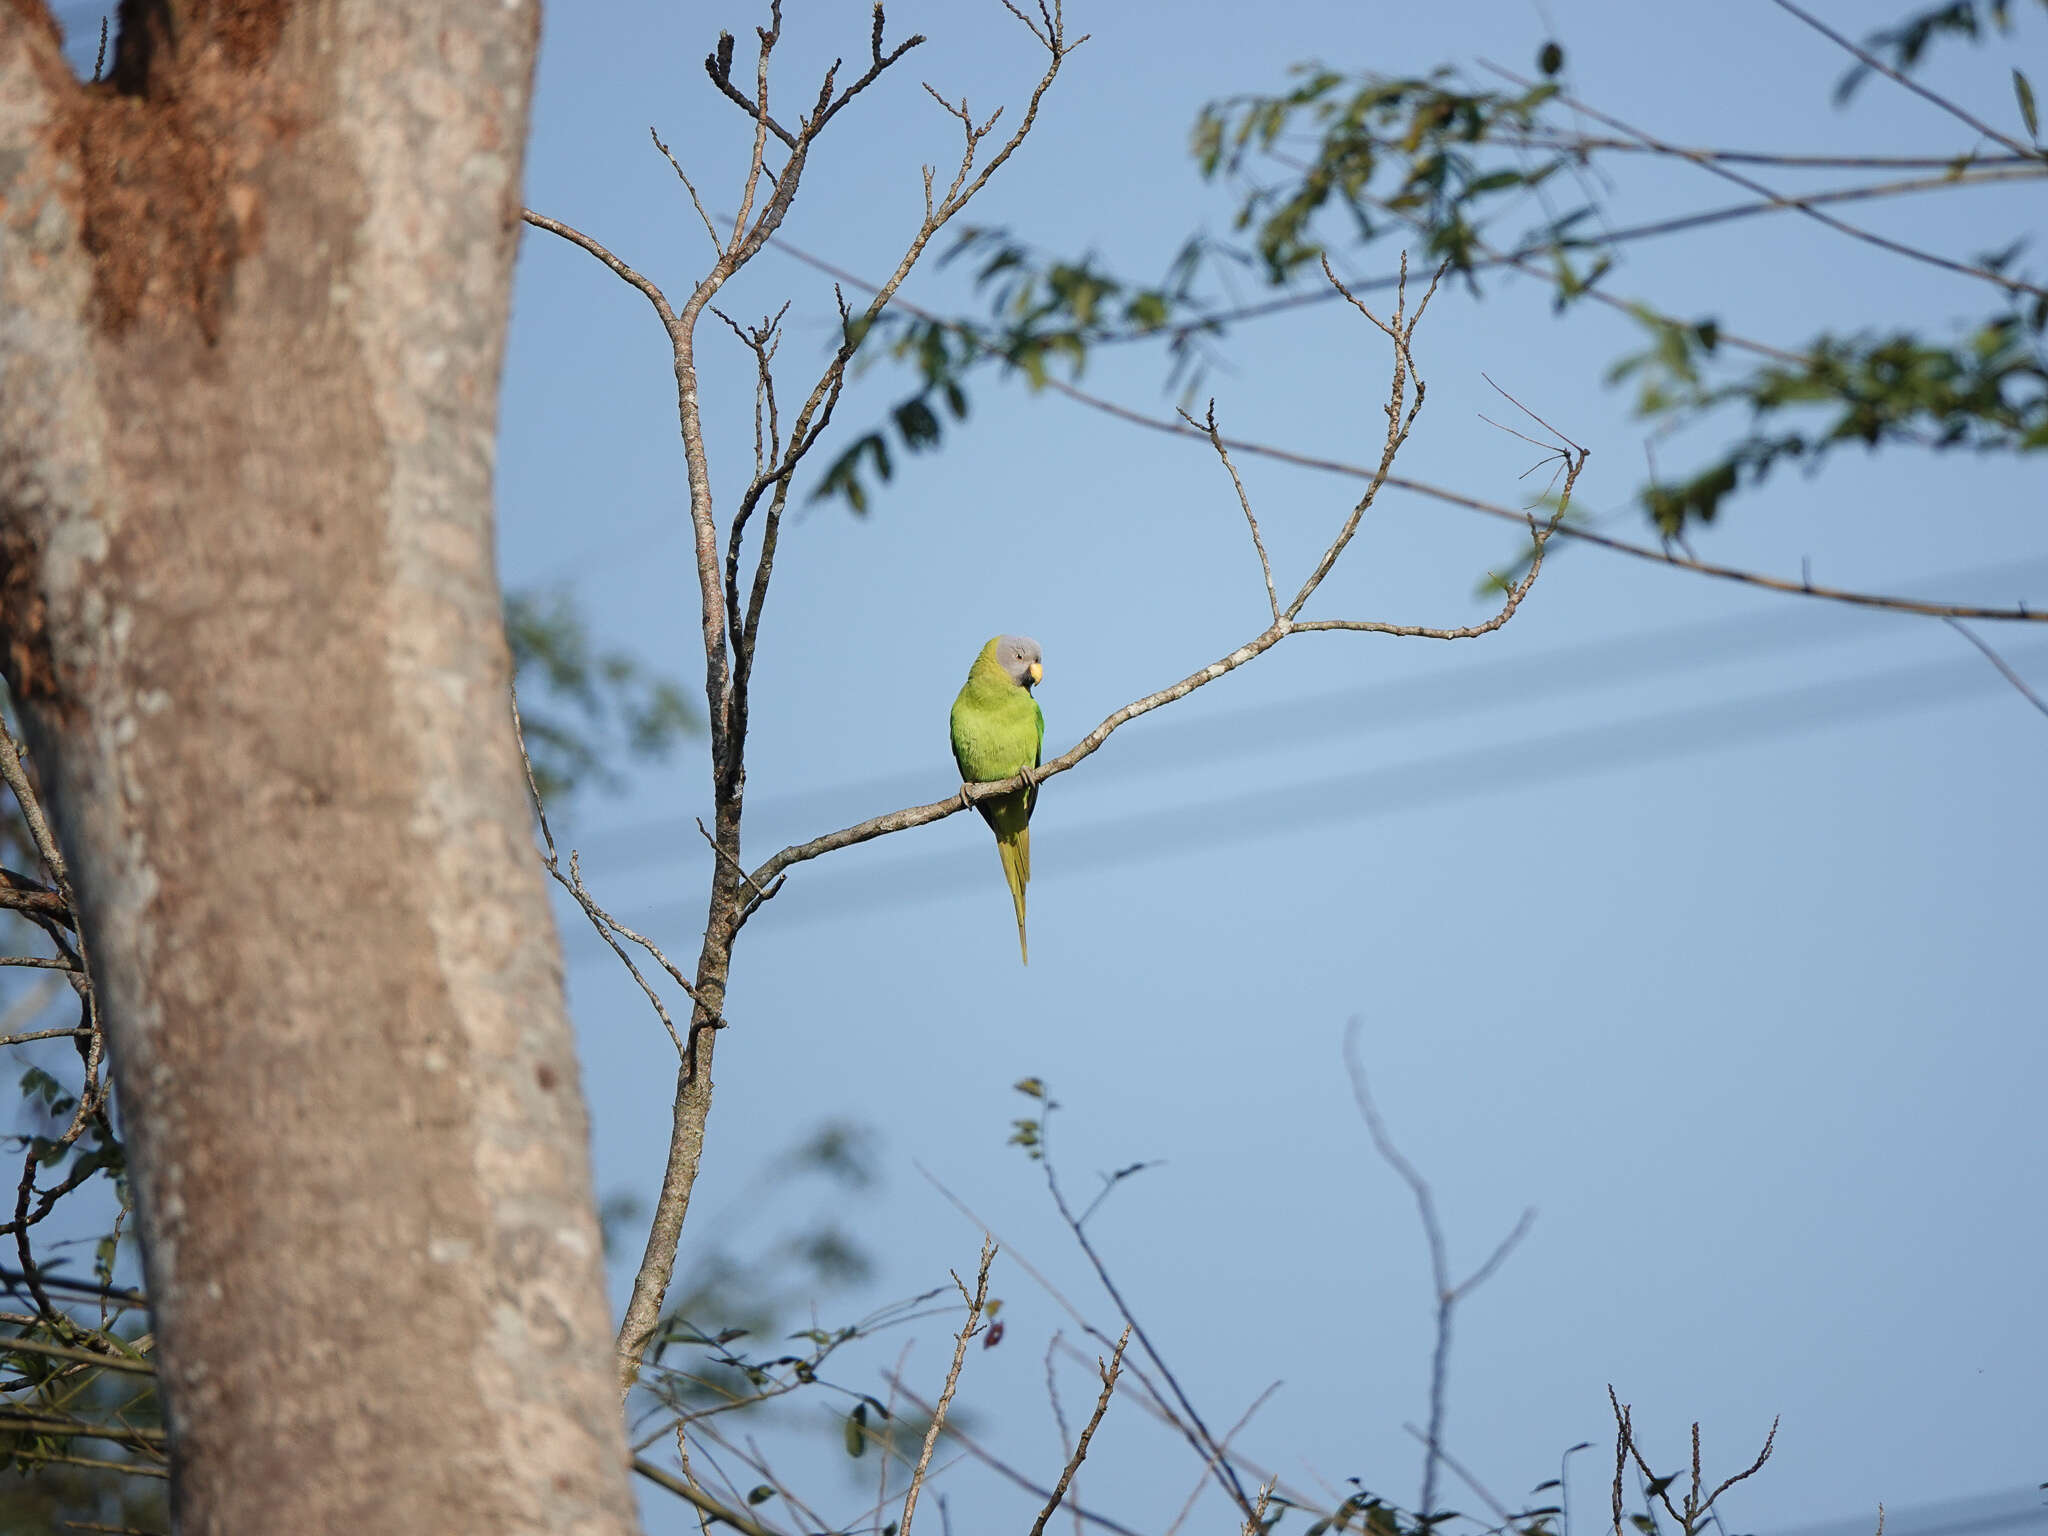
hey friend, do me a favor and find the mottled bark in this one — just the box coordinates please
[0,3,638,1531]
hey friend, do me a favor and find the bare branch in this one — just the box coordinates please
[1402,1422,1519,1528]
[1487,133,2039,171]
[0,1027,89,1049]
[1258,154,2043,372]
[702,20,797,148]
[1611,1394,1631,1536]
[882,1372,1153,1536]
[1281,254,1437,618]
[899,1238,997,1536]
[591,1,1082,1407]
[0,753,55,901]
[738,276,1581,905]
[1768,0,2034,158]
[1182,403,1278,621]
[520,211,680,333]
[1241,1481,1276,1536]
[510,688,696,1058]
[0,1335,154,1378]
[806,6,928,141]
[1701,1418,1779,1512]
[1482,61,2048,302]
[650,128,724,254]
[0,869,68,926]
[1348,1020,1534,1518]
[1033,1113,1259,1524]
[1029,1327,1128,1536]
[0,714,103,1140]
[1160,1381,1284,1536]
[630,1456,779,1536]
[1946,618,2048,721]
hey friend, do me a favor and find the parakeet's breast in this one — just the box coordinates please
[950,682,1039,784]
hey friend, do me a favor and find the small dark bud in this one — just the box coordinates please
[1537,40,1564,77]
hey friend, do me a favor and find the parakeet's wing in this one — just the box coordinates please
[1026,697,1044,820]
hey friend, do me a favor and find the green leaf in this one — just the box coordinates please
[748,1486,777,1505]
[1464,169,1526,195]
[2015,68,2039,138]
[844,1402,868,1458]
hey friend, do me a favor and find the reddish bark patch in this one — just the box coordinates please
[67,0,294,339]
[0,517,57,703]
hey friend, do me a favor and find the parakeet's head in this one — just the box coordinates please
[994,634,1043,690]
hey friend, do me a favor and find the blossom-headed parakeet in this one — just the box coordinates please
[950,635,1044,964]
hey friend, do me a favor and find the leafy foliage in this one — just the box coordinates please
[1832,0,2048,103]
[1191,68,1571,284]
[0,1319,163,1535]
[812,10,2048,543]
[1612,302,2048,530]
[809,227,1214,513]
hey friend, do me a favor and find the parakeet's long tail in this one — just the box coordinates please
[997,827,1030,965]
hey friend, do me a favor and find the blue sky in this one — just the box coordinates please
[497,2,2047,1533]
[42,0,2044,1531]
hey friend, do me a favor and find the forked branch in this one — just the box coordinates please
[740,257,1582,910]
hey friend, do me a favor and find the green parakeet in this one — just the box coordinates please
[950,634,1045,964]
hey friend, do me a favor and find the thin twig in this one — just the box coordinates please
[883,1372,1153,1536]
[519,211,680,329]
[1611,1393,1631,1536]
[1403,1422,1518,1527]
[899,1238,996,1536]
[1029,1326,1128,1536]
[0,1334,154,1377]
[1486,134,2037,171]
[1701,1419,1779,1512]
[1160,1381,1284,1536]
[650,128,725,254]
[1482,61,2048,301]
[0,1266,147,1307]
[1034,1102,1258,1523]
[0,1027,90,1047]
[9,1450,164,1480]
[1242,1481,1276,1536]
[1183,402,1278,621]
[1347,1020,1535,1518]
[0,1412,164,1447]
[1768,0,2034,158]
[1946,618,2048,720]
[631,1456,779,1536]
[510,687,696,1057]
[1042,1333,1082,1536]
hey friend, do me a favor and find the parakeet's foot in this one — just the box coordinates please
[1017,763,1041,788]
[956,783,976,812]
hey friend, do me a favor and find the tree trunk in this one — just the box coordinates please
[0,4,638,1531]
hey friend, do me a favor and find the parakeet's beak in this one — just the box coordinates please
[1027,661,1043,687]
